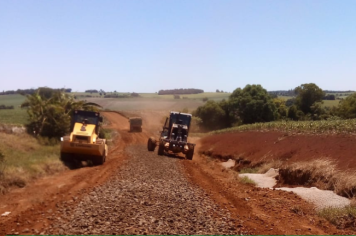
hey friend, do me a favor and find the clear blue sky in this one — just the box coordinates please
[1,0,355,93]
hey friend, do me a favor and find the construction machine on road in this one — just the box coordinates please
[147,111,195,160]
[60,110,108,165]
[129,117,142,132]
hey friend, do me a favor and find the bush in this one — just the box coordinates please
[194,100,226,131]
[239,176,256,185]
[338,93,356,119]
[0,105,14,110]
[230,84,278,124]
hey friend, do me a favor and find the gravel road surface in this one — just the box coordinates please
[45,145,247,235]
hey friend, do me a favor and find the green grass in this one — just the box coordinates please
[239,167,259,174]
[322,100,340,108]
[0,94,28,125]
[0,109,28,125]
[239,176,256,185]
[0,94,26,107]
[0,132,64,193]
[278,95,294,101]
[318,206,356,229]
[139,92,231,100]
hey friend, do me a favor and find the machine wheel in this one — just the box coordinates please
[103,150,106,163]
[94,151,106,165]
[186,148,194,160]
[60,152,70,162]
[147,137,156,151]
[158,144,164,156]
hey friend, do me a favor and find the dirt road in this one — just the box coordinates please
[0,112,351,235]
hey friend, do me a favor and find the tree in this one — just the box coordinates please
[323,94,335,100]
[218,99,235,127]
[194,100,226,131]
[285,98,296,107]
[131,92,140,97]
[216,89,220,93]
[295,83,324,114]
[273,98,287,119]
[229,84,277,124]
[310,101,327,120]
[287,105,298,120]
[337,93,356,119]
[21,88,101,138]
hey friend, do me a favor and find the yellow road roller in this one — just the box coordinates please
[60,110,108,165]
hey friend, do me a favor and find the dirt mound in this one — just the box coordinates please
[200,131,356,171]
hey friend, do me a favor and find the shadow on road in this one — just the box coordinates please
[162,152,186,160]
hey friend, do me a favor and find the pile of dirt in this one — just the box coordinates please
[200,131,356,171]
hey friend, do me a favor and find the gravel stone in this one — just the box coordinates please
[46,145,248,235]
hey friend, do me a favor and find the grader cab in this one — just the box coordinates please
[147,111,195,160]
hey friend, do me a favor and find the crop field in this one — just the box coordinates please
[0,92,229,125]
[85,97,204,112]
[212,119,356,135]
[138,92,231,101]
[73,91,231,101]
[323,100,340,107]
[0,94,27,125]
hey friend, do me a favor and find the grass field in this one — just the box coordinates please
[73,92,231,101]
[323,100,340,108]
[138,92,231,101]
[85,97,204,112]
[0,94,27,125]
[0,132,64,194]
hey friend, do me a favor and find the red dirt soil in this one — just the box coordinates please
[181,138,353,235]
[0,113,354,235]
[0,112,148,235]
[199,131,356,171]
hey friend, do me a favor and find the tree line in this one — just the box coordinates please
[194,83,356,131]
[158,88,204,95]
[0,88,72,95]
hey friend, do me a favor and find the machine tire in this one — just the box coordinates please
[147,137,156,151]
[158,144,164,156]
[94,151,106,165]
[60,152,70,162]
[186,148,194,160]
